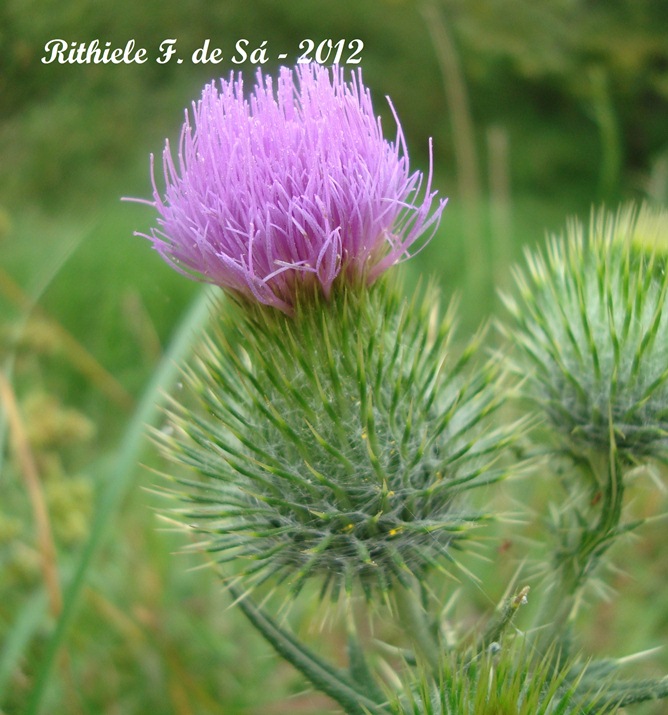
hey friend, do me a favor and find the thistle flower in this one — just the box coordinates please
[136,64,445,313]
[504,204,668,463]
[160,281,512,599]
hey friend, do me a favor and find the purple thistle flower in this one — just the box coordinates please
[136,64,446,313]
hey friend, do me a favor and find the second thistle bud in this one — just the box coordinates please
[504,204,668,464]
[160,279,513,599]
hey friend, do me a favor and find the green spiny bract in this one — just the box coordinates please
[389,638,668,714]
[159,277,513,599]
[503,204,668,464]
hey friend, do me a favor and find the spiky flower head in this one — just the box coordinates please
[504,204,668,463]
[159,281,512,599]
[136,64,445,313]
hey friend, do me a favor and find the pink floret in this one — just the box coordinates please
[136,64,446,313]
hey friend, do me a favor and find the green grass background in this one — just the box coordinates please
[1,0,668,713]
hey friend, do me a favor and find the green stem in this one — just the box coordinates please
[227,585,388,715]
[539,449,626,651]
[346,609,387,705]
[392,577,441,675]
[478,586,530,651]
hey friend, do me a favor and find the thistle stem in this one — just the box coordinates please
[227,585,388,715]
[392,577,441,675]
[539,449,626,652]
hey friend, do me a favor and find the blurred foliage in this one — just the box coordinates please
[443,0,668,195]
[0,0,667,212]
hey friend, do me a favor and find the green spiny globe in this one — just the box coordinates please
[159,277,513,599]
[504,204,668,463]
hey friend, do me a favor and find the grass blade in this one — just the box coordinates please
[25,285,217,715]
